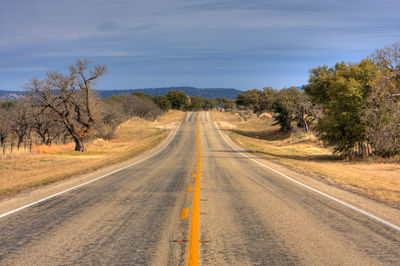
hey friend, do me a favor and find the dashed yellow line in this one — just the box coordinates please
[189,112,202,266]
[188,186,193,192]
[181,208,189,219]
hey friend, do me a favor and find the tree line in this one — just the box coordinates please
[0,59,234,152]
[236,42,400,158]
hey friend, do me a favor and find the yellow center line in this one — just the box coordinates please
[189,112,202,266]
[188,186,193,192]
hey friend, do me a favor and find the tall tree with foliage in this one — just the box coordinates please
[236,89,263,113]
[270,88,295,132]
[306,60,379,157]
[189,96,204,111]
[153,95,172,111]
[270,87,316,132]
[132,91,153,102]
[166,90,188,110]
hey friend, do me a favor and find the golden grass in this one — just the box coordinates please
[33,143,76,154]
[211,111,400,207]
[0,110,185,198]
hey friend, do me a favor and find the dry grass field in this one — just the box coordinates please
[212,111,400,207]
[0,110,185,198]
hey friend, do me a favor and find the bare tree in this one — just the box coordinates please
[0,107,11,146]
[121,95,162,121]
[27,59,107,151]
[364,81,400,156]
[10,102,32,149]
[94,99,126,140]
[31,106,65,145]
[373,41,400,77]
[363,42,400,156]
[290,89,320,133]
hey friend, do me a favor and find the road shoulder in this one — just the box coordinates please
[215,121,400,228]
[0,121,182,216]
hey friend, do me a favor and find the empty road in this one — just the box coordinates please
[0,112,399,265]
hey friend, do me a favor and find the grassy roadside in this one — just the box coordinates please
[0,110,185,199]
[211,111,400,207]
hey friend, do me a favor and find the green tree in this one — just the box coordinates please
[189,96,204,111]
[306,60,379,157]
[271,87,305,132]
[166,90,189,110]
[236,89,263,113]
[216,98,235,111]
[236,87,276,114]
[132,91,153,102]
[202,98,218,110]
[1,99,18,109]
[153,95,171,111]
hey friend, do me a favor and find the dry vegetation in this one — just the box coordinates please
[212,111,400,207]
[0,110,185,198]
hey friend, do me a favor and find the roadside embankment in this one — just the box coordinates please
[0,110,185,199]
[211,111,400,208]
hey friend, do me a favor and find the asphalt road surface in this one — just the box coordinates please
[0,112,399,265]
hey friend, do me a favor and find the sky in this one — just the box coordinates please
[0,0,399,91]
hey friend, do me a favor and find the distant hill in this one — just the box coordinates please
[0,87,243,101]
[99,87,243,99]
[0,90,26,101]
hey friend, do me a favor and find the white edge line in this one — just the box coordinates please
[214,121,400,232]
[0,121,182,219]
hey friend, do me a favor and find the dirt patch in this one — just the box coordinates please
[218,121,237,130]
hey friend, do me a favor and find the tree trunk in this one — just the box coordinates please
[283,117,293,132]
[17,135,23,150]
[74,137,86,152]
[41,134,46,145]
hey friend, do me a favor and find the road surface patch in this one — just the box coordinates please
[214,120,400,232]
[0,122,183,220]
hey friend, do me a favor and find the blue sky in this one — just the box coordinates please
[0,0,399,91]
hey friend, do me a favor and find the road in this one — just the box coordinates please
[0,112,399,265]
